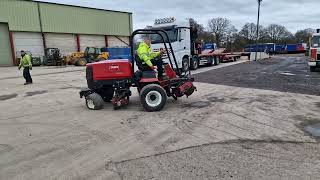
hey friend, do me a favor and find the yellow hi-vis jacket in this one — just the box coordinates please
[19,54,32,69]
[137,42,161,67]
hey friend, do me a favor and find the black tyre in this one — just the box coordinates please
[233,57,237,62]
[85,93,104,110]
[310,66,316,72]
[140,84,167,112]
[214,57,220,66]
[98,87,114,102]
[76,58,87,66]
[190,56,199,70]
[182,57,190,72]
[206,57,214,66]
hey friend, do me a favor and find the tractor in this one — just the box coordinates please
[79,29,196,112]
[43,48,64,66]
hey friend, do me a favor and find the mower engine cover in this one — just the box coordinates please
[87,60,133,81]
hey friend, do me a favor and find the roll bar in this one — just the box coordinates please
[129,29,181,76]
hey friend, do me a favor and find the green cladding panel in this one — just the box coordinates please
[0,0,41,32]
[39,3,131,36]
[0,0,132,36]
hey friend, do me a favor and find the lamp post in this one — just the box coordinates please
[255,0,262,61]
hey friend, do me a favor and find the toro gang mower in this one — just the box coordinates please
[80,29,196,112]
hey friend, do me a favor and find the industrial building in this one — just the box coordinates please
[0,0,132,66]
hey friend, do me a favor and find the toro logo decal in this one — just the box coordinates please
[109,65,119,71]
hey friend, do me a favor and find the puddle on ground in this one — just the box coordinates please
[25,90,48,97]
[296,115,320,139]
[207,97,226,103]
[0,94,18,101]
[59,86,82,90]
[304,123,320,138]
[183,101,211,108]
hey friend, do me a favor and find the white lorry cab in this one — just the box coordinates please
[149,17,192,71]
[148,17,221,71]
[308,29,320,72]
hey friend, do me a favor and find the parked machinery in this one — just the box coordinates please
[16,51,42,66]
[80,29,196,112]
[43,48,64,66]
[74,47,109,66]
[64,52,85,65]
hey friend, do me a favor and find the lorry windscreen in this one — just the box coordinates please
[150,28,178,44]
[313,36,320,47]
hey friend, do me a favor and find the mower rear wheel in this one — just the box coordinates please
[140,84,167,112]
[85,93,104,110]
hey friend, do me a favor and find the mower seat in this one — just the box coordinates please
[135,54,153,71]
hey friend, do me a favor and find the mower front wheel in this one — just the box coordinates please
[140,84,167,112]
[85,93,104,110]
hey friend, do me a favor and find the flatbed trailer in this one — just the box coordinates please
[197,48,242,65]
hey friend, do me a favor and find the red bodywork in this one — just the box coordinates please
[164,64,177,79]
[311,48,318,61]
[296,44,306,51]
[88,60,133,81]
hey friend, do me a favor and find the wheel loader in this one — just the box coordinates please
[65,47,109,66]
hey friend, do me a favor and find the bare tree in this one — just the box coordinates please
[295,28,315,44]
[189,18,205,34]
[207,17,232,46]
[225,25,238,51]
[239,23,265,42]
[189,18,206,43]
[265,24,293,42]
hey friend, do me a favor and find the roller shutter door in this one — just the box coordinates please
[108,36,129,47]
[79,35,105,51]
[0,23,12,66]
[45,33,77,56]
[13,32,44,59]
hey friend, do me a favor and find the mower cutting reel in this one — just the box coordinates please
[80,29,196,112]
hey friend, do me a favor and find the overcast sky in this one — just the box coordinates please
[38,0,319,33]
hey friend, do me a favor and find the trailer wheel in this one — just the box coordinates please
[190,57,199,70]
[233,57,237,62]
[85,93,104,110]
[206,57,214,66]
[310,66,316,72]
[214,57,220,66]
[140,84,167,112]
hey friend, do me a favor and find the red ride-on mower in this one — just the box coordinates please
[80,29,196,112]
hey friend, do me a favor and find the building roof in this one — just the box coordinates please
[30,0,132,14]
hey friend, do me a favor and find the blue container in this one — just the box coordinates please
[101,47,131,60]
[286,44,297,52]
[244,43,275,52]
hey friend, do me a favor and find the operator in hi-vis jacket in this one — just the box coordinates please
[137,38,165,78]
[18,50,33,85]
